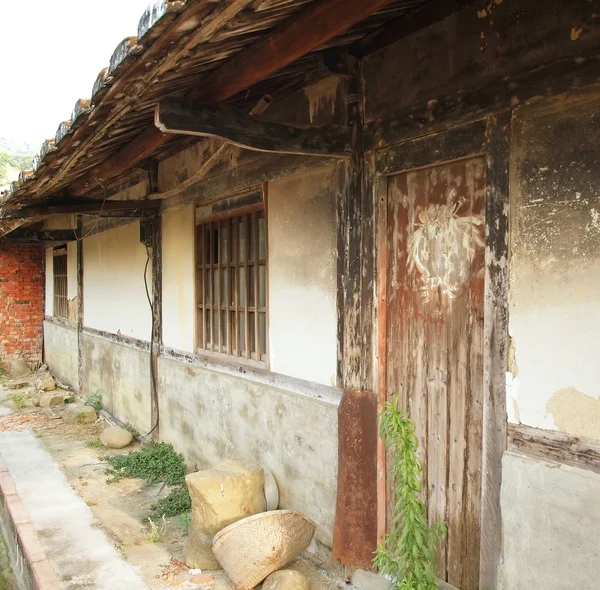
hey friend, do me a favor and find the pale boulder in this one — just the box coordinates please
[39,393,64,408]
[100,426,133,449]
[185,458,265,569]
[63,404,97,424]
[35,374,56,392]
[263,571,310,590]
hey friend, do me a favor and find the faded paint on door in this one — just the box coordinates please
[385,156,486,589]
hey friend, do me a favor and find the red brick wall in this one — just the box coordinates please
[0,244,44,367]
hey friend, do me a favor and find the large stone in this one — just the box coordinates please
[63,404,97,425]
[100,426,133,449]
[184,458,265,569]
[39,393,64,408]
[263,571,310,590]
[35,374,56,392]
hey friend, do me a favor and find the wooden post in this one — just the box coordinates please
[76,215,84,394]
[480,112,510,589]
[150,214,162,439]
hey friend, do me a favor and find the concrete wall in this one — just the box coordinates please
[81,332,151,433]
[83,222,152,341]
[500,452,600,590]
[508,90,600,440]
[162,206,195,353]
[158,355,339,561]
[268,165,338,387]
[43,321,78,388]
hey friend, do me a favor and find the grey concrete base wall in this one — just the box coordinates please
[80,333,152,434]
[500,451,600,589]
[157,356,339,562]
[43,321,78,388]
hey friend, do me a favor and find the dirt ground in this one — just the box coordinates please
[0,373,342,590]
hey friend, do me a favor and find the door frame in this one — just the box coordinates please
[372,114,510,589]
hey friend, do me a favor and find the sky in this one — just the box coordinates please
[0,0,152,149]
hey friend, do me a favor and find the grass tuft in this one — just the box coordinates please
[9,394,26,410]
[86,437,104,449]
[152,486,192,519]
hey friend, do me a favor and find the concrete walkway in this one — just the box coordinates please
[0,413,149,590]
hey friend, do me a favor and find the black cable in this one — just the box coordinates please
[144,244,160,437]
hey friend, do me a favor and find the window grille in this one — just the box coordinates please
[196,206,267,363]
[53,249,68,319]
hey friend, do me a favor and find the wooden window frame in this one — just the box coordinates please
[53,247,68,319]
[195,199,268,368]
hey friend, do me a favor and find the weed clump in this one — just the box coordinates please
[105,442,191,520]
[106,442,186,485]
[9,394,26,410]
[152,486,192,519]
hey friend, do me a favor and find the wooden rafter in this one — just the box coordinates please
[0,229,81,243]
[4,200,159,219]
[45,0,256,199]
[155,99,352,157]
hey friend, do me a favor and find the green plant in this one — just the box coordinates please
[105,442,186,485]
[177,511,192,535]
[87,391,102,412]
[373,401,446,590]
[86,437,104,449]
[152,486,192,519]
[9,394,26,410]
[145,516,166,543]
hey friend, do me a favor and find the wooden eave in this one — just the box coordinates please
[0,0,459,229]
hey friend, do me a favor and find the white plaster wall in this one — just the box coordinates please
[44,248,53,316]
[268,164,338,387]
[508,94,600,441]
[162,205,195,353]
[83,222,152,341]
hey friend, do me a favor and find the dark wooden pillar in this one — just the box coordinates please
[150,214,162,439]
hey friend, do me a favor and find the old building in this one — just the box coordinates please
[1,0,599,588]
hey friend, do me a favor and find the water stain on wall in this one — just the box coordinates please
[547,387,600,441]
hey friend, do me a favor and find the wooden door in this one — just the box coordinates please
[384,156,486,589]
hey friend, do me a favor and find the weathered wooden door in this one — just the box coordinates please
[384,156,486,589]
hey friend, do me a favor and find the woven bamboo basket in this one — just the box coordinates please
[212,510,315,590]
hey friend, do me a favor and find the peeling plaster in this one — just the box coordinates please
[547,387,600,441]
[304,77,340,124]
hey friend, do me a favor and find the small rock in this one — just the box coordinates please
[35,375,56,392]
[6,381,29,390]
[263,570,309,590]
[31,396,41,408]
[39,393,64,408]
[100,426,133,449]
[63,404,97,425]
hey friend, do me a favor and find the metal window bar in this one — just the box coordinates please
[53,251,68,319]
[196,205,266,363]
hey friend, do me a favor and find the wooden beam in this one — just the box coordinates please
[508,423,600,475]
[196,0,395,103]
[5,200,159,219]
[352,0,478,57]
[155,99,352,157]
[68,0,392,195]
[0,229,81,243]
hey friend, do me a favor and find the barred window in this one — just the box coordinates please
[196,205,267,363]
[53,248,68,319]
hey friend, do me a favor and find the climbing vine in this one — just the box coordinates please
[373,401,446,590]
